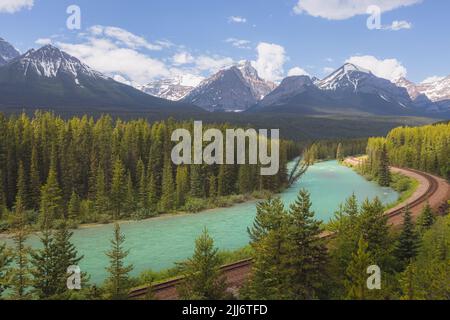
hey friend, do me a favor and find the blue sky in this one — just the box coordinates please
[1,0,449,85]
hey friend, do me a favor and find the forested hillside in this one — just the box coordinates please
[364,122,450,180]
[0,112,296,230]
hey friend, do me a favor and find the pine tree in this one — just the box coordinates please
[110,159,126,219]
[284,189,328,299]
[0,169,6,218]
[208,174,217,199]
[147,173,159,212]
[30,228,57,299]
[52,222,84,296]
[416,202,435,233]
[159,157,175,212]
[336,143,344,162]
[0,243,12,297]
[399,263,418,300]
[105,223,134,300]
[345,237,372,300]
[358,198,391,266]
[246,198,288,299]
[94,165,109,217]
[136,159,147,210]
[124,172,135,216]
[395,206,420,268]
[378,144,391,187]
[175,166,189,207]
[67,191,81,220]
[16,162,27,209]
[238,164,252,194]
[190,165,204,198]
[39,165,63,226]
[29,146,41,210]
[9,197,32,300]
[177,228,227,300]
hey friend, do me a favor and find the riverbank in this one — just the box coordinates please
[342,157,420,212]
[0,190,276,239]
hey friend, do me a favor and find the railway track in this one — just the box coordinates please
[129,166,446,300]
[385,168,439,220]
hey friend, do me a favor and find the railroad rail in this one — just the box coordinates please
[129,165,448,300]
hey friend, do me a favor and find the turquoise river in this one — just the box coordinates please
[1,160,399,284]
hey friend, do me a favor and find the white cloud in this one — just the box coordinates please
[345,55,407,81]
[195,55,234,73]
[288,67,310,77]
[88,25,165,51]
[35,38,52,45]
[228,16,247,23]
[225,38,251,49]
[113,74,133,86]
[252,42,287,82]
[172,52,194,65]
[421,76,445,84]
[293,0,421,20]
[385,20,412,30]
[0,0,33,13]
[58,37,170,85]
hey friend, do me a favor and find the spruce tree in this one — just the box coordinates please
[246,198,288,299]
[29,146,41,210]
[0,243,12,298]
[39,165,63,226]
[124,172,135,216]
[358,198,391,267]
[190,165,204,198]
[284,189,328,299]
[16,162,27,210]
[30,228,57,299]
[136,159,147,210]
[105,223,134,300]
[238,164,252,194]
[110,159,126,219]
[147,173,159,212]
[336,143,344,162]
[177,228,227,300]
[378,144,391,187]
[94,165,109,217]
[53,222,84,296]
[9,197,32,300]
[416,202,435,233]
[159,157,175,212]
[208,174,217,199]
[395,206,420,268]
[0,169,6,218]
[67,191,81,220]
[345,237,372,300]
[175,166,189,207]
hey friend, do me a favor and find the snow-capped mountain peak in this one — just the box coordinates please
[182,61,276,112]
[0,37,20,65]
[16,44,104,82]
[139,74,204,101]
[318,63,372,92]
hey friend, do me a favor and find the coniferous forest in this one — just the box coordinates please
[0,116,449,301]
[0,112,298,231]
[363,122,450,180]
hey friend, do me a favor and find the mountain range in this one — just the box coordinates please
[0,40,202,116]
[182,61,276,112]
[137,59,450,117]
[0,37,449,118]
